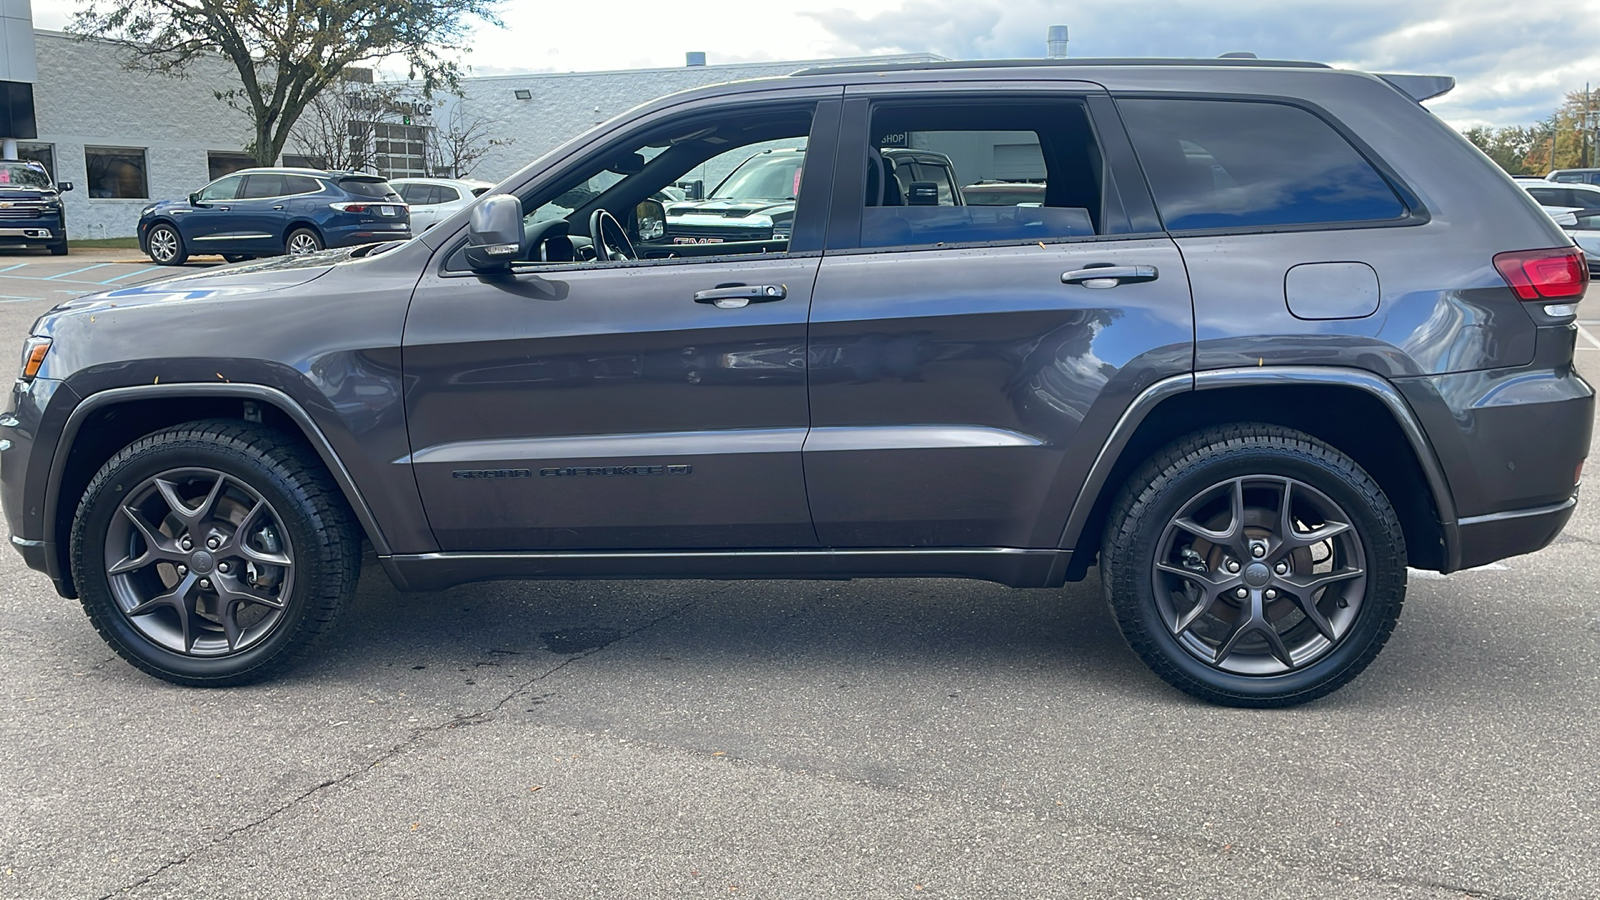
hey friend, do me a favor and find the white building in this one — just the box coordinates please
[6,23,939,239]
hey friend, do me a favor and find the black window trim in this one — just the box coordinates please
[434,96,843,278]
[822,89,1167,257]
[1109,90,1432,238]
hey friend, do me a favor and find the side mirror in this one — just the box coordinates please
[464,193,526,273]
[188,191,202,206]
[634,198,666,242]
[57,182,73,193]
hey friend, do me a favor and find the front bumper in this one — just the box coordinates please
[0,218,64,246]
[1,376,78,596]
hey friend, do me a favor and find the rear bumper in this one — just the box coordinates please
[1455,491,1579,570]
[324,221,411,247]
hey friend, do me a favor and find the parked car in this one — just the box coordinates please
[961,181,1046,205]
[1517,177,1600,211]
[4,58,1591,708]
[137,168,411,265]
[1548,168,1600,185]
[663,147,962,244]
[0,158,71,256]
[389,177,493,231]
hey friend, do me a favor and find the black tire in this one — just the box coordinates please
[69,420,361,686]
[1101,424,1405,707]
[222,253,253,263]
[49,240,68,256]
[285,227,323,256]
[146,223,187,265]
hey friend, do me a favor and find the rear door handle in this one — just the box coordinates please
[693,283,787,309]
[1062,265,1159,288]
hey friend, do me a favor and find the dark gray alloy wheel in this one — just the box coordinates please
[146,224,187,265]
[1101,424,1405,707]
[70,420,361,686]
[285,228,323,256]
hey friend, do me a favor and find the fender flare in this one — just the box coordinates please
[44,383,392,565]
[1056,366,1460,567]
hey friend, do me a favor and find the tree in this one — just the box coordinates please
[70,0,503,167]
[289,81,408,172]
[427,103,513,179]
[1463,125,1537,176]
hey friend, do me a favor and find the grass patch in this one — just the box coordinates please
[68,237,141,249]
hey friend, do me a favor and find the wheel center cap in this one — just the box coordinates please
[1243,562,1271,587]
[188,550,215,575]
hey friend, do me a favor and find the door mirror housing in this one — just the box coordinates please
[634,198,666,242]
[188,191,202,206]
[57,182,73,193]
[464,193,526,273]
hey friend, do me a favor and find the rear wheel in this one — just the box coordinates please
[222,253,253,263]
[70,421,361,686]
[146,224,187,265]
[285,228,322,256]
[1101,424,1405,707]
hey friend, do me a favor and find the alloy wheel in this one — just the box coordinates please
[148,228,178,263]
[286,232,321,255]
[101,467,296,656]
[1151,475,1367,675]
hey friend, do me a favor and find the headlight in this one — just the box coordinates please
[141,205,158,217]
[19,336,51,382]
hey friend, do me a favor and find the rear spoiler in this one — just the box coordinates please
[1377,73,1455,103]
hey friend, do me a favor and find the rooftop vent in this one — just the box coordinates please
[686,52,707,67]
[1047,25,1069,59]
[1219,51,1258,59]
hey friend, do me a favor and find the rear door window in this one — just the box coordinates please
[239,174,287,199]
[852,99,1113,249]
[1118,98,1407,231]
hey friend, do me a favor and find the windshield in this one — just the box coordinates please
[0,162,52,189]
[710,153,802,201]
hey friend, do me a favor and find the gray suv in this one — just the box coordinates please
[3,58,1591,707]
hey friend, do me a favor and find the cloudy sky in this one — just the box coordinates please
[26,0,1600,128]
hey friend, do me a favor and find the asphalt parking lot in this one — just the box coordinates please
[0,247,1598,899]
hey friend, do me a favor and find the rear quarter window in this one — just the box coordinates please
[1117,98,1407,231]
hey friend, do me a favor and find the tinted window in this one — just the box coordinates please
[239,174,286,199]
[84,147,149,199]
[282,175,321,195]
[1119,98,1406,231]
[859,101,1107,249]
[197,174,243,202]
[436,185,461,202]
[339,178,399,200]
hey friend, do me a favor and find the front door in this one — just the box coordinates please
[402,96,840,551]
[803,89,1195,549]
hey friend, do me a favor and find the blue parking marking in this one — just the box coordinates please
[44,263,112,280]
[0,264,26,274]
[100,266,162,283]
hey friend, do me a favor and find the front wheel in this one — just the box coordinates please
[70,421,361,686]
[1101,424,1406,707]
[146,224,187,265]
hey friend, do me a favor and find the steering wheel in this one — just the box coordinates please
[588,208,636,262]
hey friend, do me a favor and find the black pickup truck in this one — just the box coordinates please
[0,159,70,256]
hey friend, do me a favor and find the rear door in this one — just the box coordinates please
[803,84,1194,549]
[230,173,291,253]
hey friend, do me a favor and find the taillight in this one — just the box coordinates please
[330,202,371,213]
[1493,247,1589,301]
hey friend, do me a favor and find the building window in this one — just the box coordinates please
[207,151,254,180]
[15,143,54,180]
[84,147,149,199]
[371,122,431,179]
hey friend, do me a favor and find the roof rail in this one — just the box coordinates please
[1375,73,1455,103]
[791,57,1331,76]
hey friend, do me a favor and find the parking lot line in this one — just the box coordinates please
[101,266,161,283]
[0,263,26,274]
[43,263,111,280]
[1577,322,1600,350]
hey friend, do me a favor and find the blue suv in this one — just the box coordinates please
[137,167,411,265]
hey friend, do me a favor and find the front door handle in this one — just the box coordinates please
[272,205,286,210]
[1062,265,1159,289]
[693,283,787,309]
